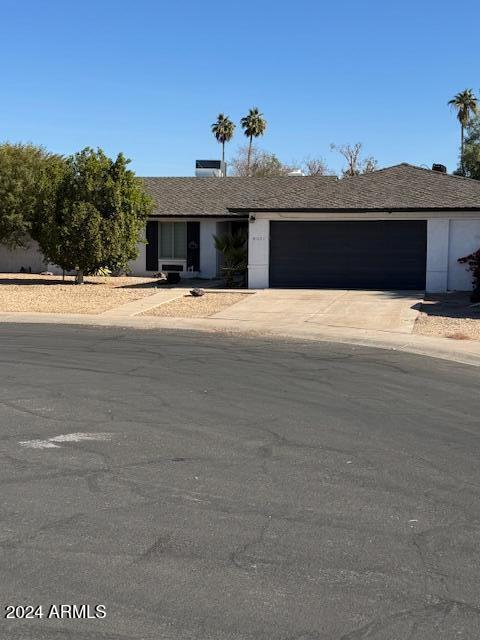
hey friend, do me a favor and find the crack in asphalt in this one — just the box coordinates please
[229,515,273,571]
[339,596,480,639]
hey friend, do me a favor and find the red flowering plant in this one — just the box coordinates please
[458,249,480,302]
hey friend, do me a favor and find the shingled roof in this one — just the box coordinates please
[142,164,480,217]
[141,175,336,217]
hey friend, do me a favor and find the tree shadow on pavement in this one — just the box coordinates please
[420,293,480,320]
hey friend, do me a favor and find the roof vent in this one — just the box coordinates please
[432,163,447,173]
[195,160,226,177]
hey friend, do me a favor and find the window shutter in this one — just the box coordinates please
[187,222,200,271]
[145,221,158,271]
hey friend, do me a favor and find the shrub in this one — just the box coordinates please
[213,230,248,288]
[458,249,480,301]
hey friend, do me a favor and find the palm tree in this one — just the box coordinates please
[211,114,235,166]
[449,89,479,173]
[240,107,267,175]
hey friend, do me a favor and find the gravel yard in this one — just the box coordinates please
[144,292,249,318]
[0,273,159,314]
[414,293,480,340]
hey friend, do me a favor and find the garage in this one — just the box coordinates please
[269,220,427,289]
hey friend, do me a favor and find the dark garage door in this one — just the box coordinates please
[269,221,427,289]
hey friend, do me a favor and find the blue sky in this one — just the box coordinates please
[0,0,478,176]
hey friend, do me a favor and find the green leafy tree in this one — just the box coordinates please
[35,147,154,284]
[211,114,235,166]
[457,116,480,179]
[448,89,479,174]
[0,143,65,249]
[213,229,248,287]
[240,108,267,175]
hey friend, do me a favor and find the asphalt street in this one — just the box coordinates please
[0,324,480,639]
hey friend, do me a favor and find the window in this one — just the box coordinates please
[158,222,187,259]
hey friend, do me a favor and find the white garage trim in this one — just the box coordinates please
[248,219,270,289]
[426,219,449,292]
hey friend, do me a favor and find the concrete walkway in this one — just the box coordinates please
[100,289,184,317]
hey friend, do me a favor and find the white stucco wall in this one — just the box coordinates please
[448,220,480,290]
[128,230,148,276]
[426,218,480,291]
[426,219,450,292]
[0,241,47,273]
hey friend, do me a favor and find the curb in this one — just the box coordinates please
[0,312,479,368]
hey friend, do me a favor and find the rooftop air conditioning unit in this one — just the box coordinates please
[195,160,226,177]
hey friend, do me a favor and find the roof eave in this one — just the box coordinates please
[149,212,247,218]
[228,206,480,213]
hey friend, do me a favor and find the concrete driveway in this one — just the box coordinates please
[214,289,424,334]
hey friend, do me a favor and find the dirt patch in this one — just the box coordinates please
[414,293,480,340]
[143,292,249,318]
[0,273,160,314]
